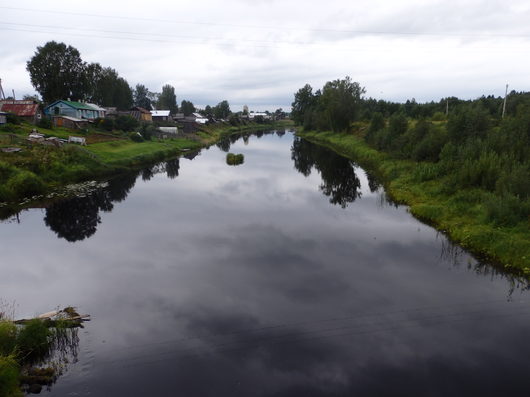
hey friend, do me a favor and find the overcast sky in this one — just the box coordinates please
[1,0,529,111]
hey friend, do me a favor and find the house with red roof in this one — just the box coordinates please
[0,100,41,124]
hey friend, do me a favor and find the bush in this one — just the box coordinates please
[6,113,21,125]
[115,115,139,132]
[99,117,115,131]
[0,321,17,355]
[483,193,529,226]
[0,355,20,397]
[129,132,144,142]
[431,111,446,121]
[37,117,53,129]
[226,153,244,165]
[16,319,50,361]
[6,171,46,198]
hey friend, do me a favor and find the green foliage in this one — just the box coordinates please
[226,153,244,166]
[319,77,365,132]
[431,111,446,121]
[213,100,231,119]
[133,84,152,110]
[180,100,196,116]
[99,117,115,131]
[0,354,20,397]
[16,319,50,361]
[115,115,138,132]
[157,84,178,114]
[5,114,21,125]
[447,105,491,143]
[37,117,53,130]
[0,321,17,356]
[129,132,144,142]
[26,41,86,103]
[483,193,529,226]
[6,171,45,198]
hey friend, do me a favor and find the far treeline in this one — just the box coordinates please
[25,41,232,117]
[292,77,529,247]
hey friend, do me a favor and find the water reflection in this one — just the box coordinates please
[291,136,361,208]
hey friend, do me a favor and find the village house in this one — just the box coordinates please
[191,112,208,124]
[0,100,41,124]
[43,100,100,120]
[129,107,152,122]
[151,110,171,122]
[86,103,107,118]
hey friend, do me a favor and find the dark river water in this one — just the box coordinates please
[1,130,530,396]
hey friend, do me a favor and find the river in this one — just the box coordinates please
[1,129,529,396]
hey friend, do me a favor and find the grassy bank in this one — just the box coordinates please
[297,128,530,274]
[0,120,293,205]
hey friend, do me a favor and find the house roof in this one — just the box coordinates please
[45,100,97,111]
[151,110,171,117]
[131,106,151,114]
[53,115,85,122]
[86,103,106,111]
[0,103,39,117]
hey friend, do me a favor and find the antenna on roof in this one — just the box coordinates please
[0,78,6,100]
[12,89,16,100]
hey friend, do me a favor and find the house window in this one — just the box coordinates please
[54,107,59,115]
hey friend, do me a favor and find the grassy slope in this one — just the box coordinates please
[0,120,293,203]
[298,129,530,274]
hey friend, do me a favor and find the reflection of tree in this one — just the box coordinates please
[166,158,180,179]
[216,139,231,152]
[291,136,361,208]
[141,167,155,181]
[276,129,286,137]
[44,172,139,242]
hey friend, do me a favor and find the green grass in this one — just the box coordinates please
[298,128,530,274]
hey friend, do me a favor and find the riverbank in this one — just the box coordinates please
[0,120,292,208]
[297,128,530,275]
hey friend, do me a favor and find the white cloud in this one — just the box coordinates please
[1,0,529,109]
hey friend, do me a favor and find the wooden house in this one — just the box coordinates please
[129,107,152,122]
[43,100,99,120]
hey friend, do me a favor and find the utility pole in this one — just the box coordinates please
[12,89,15,100]
[0,78,5,100]
[502,84,509,118]
[445,98,449,116]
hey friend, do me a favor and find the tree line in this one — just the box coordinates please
[292,77,530,227]
[25,41,198,113]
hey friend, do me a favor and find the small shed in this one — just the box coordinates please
[52,116,89,129]
[157,126,179,138]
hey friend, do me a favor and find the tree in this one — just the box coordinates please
[88,66,133,110]
[26,41,87,103]
[134,84,152,109]
[319,76,365,132]
[213,100,231,119]
[157,84,178,113]
[180,100,196,116]
[291,84,316,125]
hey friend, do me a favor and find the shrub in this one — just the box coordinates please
[6,171,46,198]
[431,111,446,121]
[0,321,17,355]
[129,132,144,142]
[37,117,53,129]
[226,153,244,166]
[16,319,50,361]
[100,117,115,131]
[483,193,529,226]
[0,355,20,397]
[115,115,139,132]
[6,113,21,125]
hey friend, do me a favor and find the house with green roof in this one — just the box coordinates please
[43,100,100,120]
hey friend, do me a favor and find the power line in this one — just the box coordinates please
[2,5,530,39]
